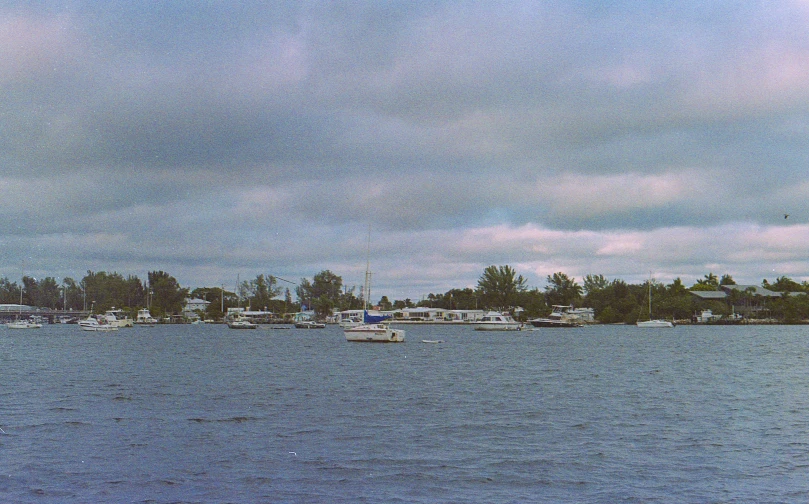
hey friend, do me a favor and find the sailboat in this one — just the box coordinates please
[636,273,674,328]
[343,230,405,343]
[7,266,43,329]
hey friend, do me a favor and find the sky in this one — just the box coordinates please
[3,1,809,301]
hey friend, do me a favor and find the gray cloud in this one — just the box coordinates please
[2,2,809,297]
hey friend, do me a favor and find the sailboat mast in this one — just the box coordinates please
[19,262,24,315]
[363,226,371,311]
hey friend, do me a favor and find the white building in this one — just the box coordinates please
[183,298,211,319]
[392,307,487,322]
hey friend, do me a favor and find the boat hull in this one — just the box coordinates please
[295,321,326,329]
[637,320,675,328]
[228,322,258,329]
[472,323,522,331]
[7,322,43,329]
[81,325,119,332]
[528,319,582,328]
[344,324,405,342]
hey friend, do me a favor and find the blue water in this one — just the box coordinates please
[2,323,808,503]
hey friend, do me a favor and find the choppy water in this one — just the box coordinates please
[1,323,808,503]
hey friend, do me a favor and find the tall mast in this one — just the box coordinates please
[363,225,371,311]
[19,261,24,315]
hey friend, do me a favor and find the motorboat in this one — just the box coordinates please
[295,320,326,329]
[78,316,119,332]
[7,317,43,329]
[528,305,585,328]
[104,308,134,328]
[471,311,522,331]
[344,323,405,342]
[227,316,258,329]
[134,308,158,326]
[338,314,364,329]
[336,309,371,328]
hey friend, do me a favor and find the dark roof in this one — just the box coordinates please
[720,285,782,297]
[689,291,727,299]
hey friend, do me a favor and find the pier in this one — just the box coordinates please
[0,307,89,323]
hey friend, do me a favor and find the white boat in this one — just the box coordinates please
[227,316,258,329]
[134,308,158,326]
[344,323,405,342]
[78,316,119,332]
[528,305,585,328]
[7,318,43,329]
[336,310,364,329]
[471,311,522,331]
[7,268,41,329]
[295,320,326,329]
[637,273,674,328]
[343,230,405,343]
[637,319,675,328]
[104,308,134,328]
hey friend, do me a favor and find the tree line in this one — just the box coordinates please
[0,270,187,319]
[5,266,809,323]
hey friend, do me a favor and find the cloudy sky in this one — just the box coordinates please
[3,1,809,301]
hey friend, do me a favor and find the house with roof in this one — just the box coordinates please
[183,298,211,320]
[393,307,448,321]
[689,284,801,319]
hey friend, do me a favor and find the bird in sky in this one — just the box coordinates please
[784,214,790,219]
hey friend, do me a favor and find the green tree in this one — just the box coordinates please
[444,288,479,310]
[21,276,37,306]
[0,278,20,304]
[477,265,527,309]
[148,271,188,317]
[35,277,61,309]
[392,298,415,309]
[583,274,609,296]
[297,270,343,319]
[514,288,548,319]
[246,274,281,310]
[607,279,639,324]
[544,272,583,306]
[62,277,83,310]
[693,273,719,290]
[767,276,805,293]
[81,271,146,311]
[378,295,392,311]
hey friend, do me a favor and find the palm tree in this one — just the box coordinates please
[477,265,527,310]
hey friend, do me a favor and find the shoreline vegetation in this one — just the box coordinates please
[2,267,808,325]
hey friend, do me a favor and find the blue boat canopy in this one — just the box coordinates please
[363,310,390,323]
